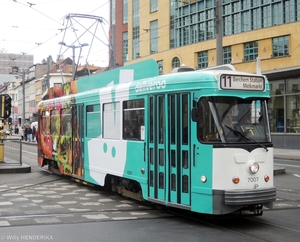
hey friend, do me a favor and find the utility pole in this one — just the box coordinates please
[112,24,116,69]
[47,56,51,89]
[22,70,25,127]
[216,0,223,66]
[58,42,89,81]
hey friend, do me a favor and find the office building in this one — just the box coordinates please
[110,0,300,148]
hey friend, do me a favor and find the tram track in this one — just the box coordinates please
[0,177,62,194]
[167,208,300,242]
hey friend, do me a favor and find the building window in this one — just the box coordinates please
[150,20,158,54]
[122,32,128,63]
[36,88,41,95]
[157,60,163,75]
[244,41,258,62]
[111,0,116,25]
[262,5,271,28]
[197,51,208,69]
[223,46,231,64]
[284,0,295,23]
[150,0,158,13]
[233,13,241,34]
[272,3,283,26]
[224,15,232,36]
[123,0,128,24]
[132,0,140,59]
[172,57,180,69]
[273,36,289,57]
[251,8,261,30]
[206,19,214,40]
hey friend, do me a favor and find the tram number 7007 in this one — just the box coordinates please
[248,177,259,182]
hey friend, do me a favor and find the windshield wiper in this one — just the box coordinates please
[224,125,268,152]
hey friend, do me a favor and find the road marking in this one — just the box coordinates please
[0,221,10,226]
[293,174,300,178]
[0,202,13,206]
[82,214,109,219]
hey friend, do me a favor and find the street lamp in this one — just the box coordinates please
[58,42,89,80]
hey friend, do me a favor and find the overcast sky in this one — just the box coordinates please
[0,0,110,67]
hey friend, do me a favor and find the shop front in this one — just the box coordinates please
[265,67,300,149]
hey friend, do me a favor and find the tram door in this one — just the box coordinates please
[148,94,191,206]
[71,104,84,177]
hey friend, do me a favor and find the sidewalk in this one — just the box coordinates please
[273,148,300,160]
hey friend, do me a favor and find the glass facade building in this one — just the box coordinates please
[110,0,300,149]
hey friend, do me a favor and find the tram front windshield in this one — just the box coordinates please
[197,97,271,144]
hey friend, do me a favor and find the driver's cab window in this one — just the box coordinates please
[197,97,271,143]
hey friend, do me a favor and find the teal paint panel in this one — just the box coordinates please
[77,59,159,92]
[123,141,148,199]
[191,145,213,213]
[191,192,213,214]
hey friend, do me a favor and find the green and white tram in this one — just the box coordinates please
[38,59,276,215]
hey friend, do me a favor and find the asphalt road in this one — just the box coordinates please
[0,145,299,242]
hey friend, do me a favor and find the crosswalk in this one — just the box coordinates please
[0,180,169,227]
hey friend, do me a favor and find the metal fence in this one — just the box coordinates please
[0,138,22,165]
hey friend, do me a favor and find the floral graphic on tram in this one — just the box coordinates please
[38,95,83,177]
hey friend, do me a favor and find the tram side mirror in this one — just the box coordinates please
[191,107,200,122]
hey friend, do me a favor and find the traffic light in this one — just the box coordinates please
[0,94,12,119]
[4,94,12,119]
[0,95,4,118]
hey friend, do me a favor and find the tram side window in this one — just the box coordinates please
[41,111,50,135]
[123,99,145,141]
[50,109,60,136]
[103,102,121,139]
[61,107,72,136]
[86,104,101,138]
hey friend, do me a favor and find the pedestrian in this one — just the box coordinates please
[27,126,32,142]
[32,126,36,141]
[24,127,28,141]
[20,126,24,141]
[35,128,38,143]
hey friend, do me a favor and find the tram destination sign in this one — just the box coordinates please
[220,74,265,91]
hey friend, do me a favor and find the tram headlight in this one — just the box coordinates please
[249,161,259,174]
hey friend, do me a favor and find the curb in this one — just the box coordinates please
[274,166,286,176]
[0,163,31,174]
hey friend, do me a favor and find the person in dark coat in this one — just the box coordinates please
[27,127,32,142]
[24,127,28,141]
[32,126,36,141]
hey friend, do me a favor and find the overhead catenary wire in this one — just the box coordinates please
[1,0,110,70]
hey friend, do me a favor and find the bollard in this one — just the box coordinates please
[0,128,4,162]
[0,143,4,163]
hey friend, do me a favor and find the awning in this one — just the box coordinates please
[263,66,300,81]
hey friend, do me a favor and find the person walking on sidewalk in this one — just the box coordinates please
[34,128,38,143]
[27,126,32,142]
[20,126,24,141]
[32,126,36,142]
[24,127,28,141]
